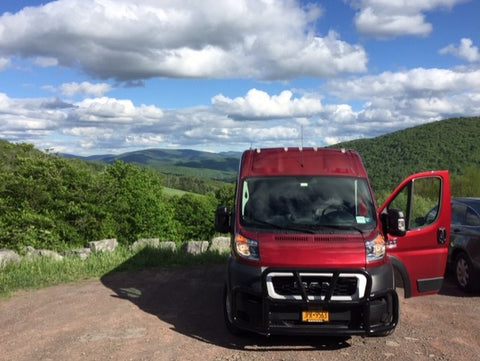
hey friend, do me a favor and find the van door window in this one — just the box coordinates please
[387,177,442,230]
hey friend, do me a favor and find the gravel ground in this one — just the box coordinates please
[0,264,479,361]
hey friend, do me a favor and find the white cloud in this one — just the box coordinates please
[212,89,323,120]
[348,0,468,38]
[0,0,367,80]
[1,64,480,155]
[33,56,58,67]
[71,97,164,124]
[439,38,480,62]
[326,68,480,98]
[0,57,10,71]
[0,93,65,139]
[59,82,112,97]
[125,134,165,147]
[320,67,480,139]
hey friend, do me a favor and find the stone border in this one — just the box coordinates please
[0,236,231,268]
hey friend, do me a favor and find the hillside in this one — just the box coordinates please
[65,148,241,182]
[332,116,480,192]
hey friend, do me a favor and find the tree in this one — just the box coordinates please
[169,194,217,241]
[451,166,480,197]
[214,183,235,210]
[101,161,177,244]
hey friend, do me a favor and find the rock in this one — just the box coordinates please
[209,236,230,253]
[63,248,92,260]
[88,238,118,253]
[182,241,209,255]
[24,245,35,254]
[130,238,160,251]
[386,340,400,347]
[0,249,22,267]
[130,239,176,252]
[157,241,176,252]
[25,246,63,261]
[37,249,64,261]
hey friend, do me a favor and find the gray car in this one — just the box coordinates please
[449,197,480,292]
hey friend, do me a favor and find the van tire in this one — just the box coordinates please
[223,285,244,335]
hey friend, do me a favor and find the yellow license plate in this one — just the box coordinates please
[302,310,329,323]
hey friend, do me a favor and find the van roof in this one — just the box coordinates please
[239,147,369,178]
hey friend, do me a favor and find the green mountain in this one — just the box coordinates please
[65,148,242,182]
[332,116,480,192]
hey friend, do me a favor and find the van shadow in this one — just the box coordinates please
[100,249,351,351]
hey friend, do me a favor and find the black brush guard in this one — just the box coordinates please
[229,267,399,336]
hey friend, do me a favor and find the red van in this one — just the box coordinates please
[215,147,450,336]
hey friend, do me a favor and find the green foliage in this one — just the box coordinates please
[214,183,236,210]
[169,193,218,241]
[334,117,480,193]
[0,143,109,250]
[451,166,480,197]
[162,187,191,197]
[101,161,177,244]
[0,142,223,251]
[162,173,227,194]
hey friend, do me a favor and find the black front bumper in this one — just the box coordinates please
[226,259,399,336]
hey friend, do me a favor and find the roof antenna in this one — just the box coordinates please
[300,125,305,167]
[300,125,303,149]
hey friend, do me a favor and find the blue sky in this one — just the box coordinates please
[0,0,479,155]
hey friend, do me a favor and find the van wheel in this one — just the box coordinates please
[455,253,475,292]
[223,285,243,335]
[375,328,396,337]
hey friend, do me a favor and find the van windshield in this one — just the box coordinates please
[240,176,376,233]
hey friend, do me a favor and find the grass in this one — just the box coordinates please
[0,245,228,299]
[162,186,193,197]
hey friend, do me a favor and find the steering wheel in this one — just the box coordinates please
[321,204,354,223]
[322,204,349,216]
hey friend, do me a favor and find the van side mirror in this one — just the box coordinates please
[383,208,406,237]
[215,206,232,233]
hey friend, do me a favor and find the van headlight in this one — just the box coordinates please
[235,233,259,261]
[365,233,385,263]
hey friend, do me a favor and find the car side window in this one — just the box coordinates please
[451,203,466,225]
[465,206,480,226]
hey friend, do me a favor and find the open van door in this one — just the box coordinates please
[379,171,451,298]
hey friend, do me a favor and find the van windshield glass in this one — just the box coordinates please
[240,176,376,233]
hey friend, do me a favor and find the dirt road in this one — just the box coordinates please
[1,263,479,361]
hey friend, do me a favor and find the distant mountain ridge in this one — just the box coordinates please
[60,116,480,190]
[64,148,242,181]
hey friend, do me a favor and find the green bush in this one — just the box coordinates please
[0,142,225,251]
[169,193,218,241]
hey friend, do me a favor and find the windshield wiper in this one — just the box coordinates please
[246,218,316,234]
[245,217,365,235]
[317,224,364,234]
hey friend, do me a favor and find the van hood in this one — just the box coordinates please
[256,233,367,268]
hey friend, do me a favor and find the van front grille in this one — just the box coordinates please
[272,275,357,297]
[265,271,367,301]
